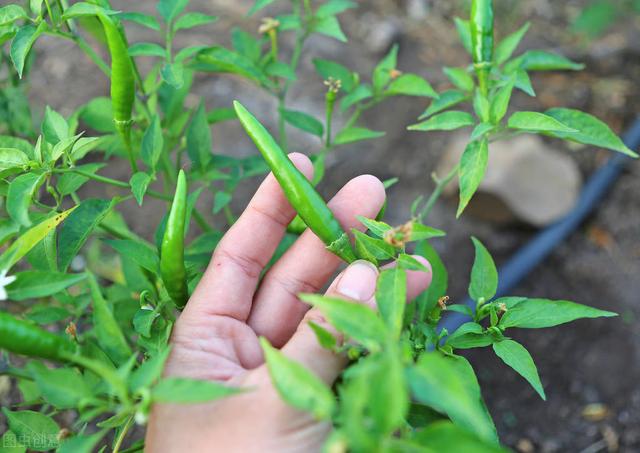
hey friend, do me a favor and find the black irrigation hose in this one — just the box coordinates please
[439,117,640,334]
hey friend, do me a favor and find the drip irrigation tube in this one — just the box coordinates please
[439,117,640,334]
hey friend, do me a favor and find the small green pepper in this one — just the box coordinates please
[98,13,137,171]
[233,101,356,263]
[161,169,189,308]
[0,312,75,361]
[470,0,494,95]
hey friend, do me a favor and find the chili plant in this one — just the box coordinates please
[0,0,634,452]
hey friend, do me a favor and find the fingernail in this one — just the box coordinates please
[336,260,378,301]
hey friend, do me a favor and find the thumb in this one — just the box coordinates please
[280,260,379,384]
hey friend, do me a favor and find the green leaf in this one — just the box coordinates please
[7,172,45,227]
[61,2,112,19]
[282,109,324,137]
[161,62,184,88]
[152,377,241,403]
[6,271,86,301]
[57,198,115,272]
[495,22,530,65]
[356,216,392,238]
[207,107,236,124]
[313,58,357,93]
[57,431,107,453]
[175,45,208,63]
[157,0,189,22]
[312,15,347,42]
[408,353,497,443]
[414,240,448,319]
[419,90,468,119]
[409,223,446,241]
[307,321,337,350]
[499,297,617,329]
[141,115,164,171]
[0,430,26,453]
[489,79,515,124]
[396,254,431,272]
[104,239,159,273]
[187,101,212,170]
[118,12,160,30]
[10,22,46,78]
[213,191,232,214]
[453,17,472,53]
[470,122,495,141]
[443,67,474,92]
[457,139,489,217]
[70,137,103,160]
[506,50,585,72]
[340,84,372,111]
[42,105,69,144]
[544,108,638,157]
[468,237,498,303]
[128,42,166,57]
[353,230,396,263]
[376,268,406,337]
[2,408,60,451]
[174,12,217,31]
[372,45,398,93]
[87,273,132,366]
[0,6,27,26]
[386,74,437,98]
[507,111,576,133]
[515,69,536,97]
[299,294,387,350]
[79,97,114,133]
[493,339,546,400]
[0,208,75,272]
[130,347,171,392]
[231,27,261,62]
[446,322,493,349]
[248,0,279,16]
[473,89,490,122]
[0,135,34,158]
[260,338,335,419]
[26,362,90,409]
[316,0,357,17]
[409,111,475,132]
[334,127,384,145]
[0,148,29,173]
[129,172,151,205]
[264,61,297,80]
[412,421,508,452]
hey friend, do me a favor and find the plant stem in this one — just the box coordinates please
[418,164,459,221]
[192,208,213,232]
[277,95,288,151]
[113,414,135,453]
[223,205,236,226]
[63,353,130,405]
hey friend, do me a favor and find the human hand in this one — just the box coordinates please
[146,153,432,452]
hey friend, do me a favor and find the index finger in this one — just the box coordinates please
[185,153,314,321]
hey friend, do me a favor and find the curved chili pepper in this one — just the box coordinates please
[0,312,75,361]
[233,101,356,263]
[470,0,494,95]
[161,169,189,308]
[98,13,137,171]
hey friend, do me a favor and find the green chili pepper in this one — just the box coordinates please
[470,0,494,95]
[161,169,189,308]
[98,13,137,171]
[233,101,356,263]
[0,312,75,361]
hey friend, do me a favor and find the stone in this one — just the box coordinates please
[437,133,582,226]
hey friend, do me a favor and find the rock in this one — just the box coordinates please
[406,0,429,19]
[361,15,402,55]
[438,134,582,226]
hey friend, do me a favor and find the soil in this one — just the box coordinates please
[13,0,640,451]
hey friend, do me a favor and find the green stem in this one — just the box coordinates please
[325,96,335,148]
[223,205,236,226]
[277,95,288,151]
[192,208,213,232]
[113,414,135,453]
[418,163,459,221]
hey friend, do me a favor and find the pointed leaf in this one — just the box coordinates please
[493,339,546,400]
[468,237,498,302]
[376,268,406,337]
[457,139,489,217]
[499,298,617,329]
[409,111,474,132]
